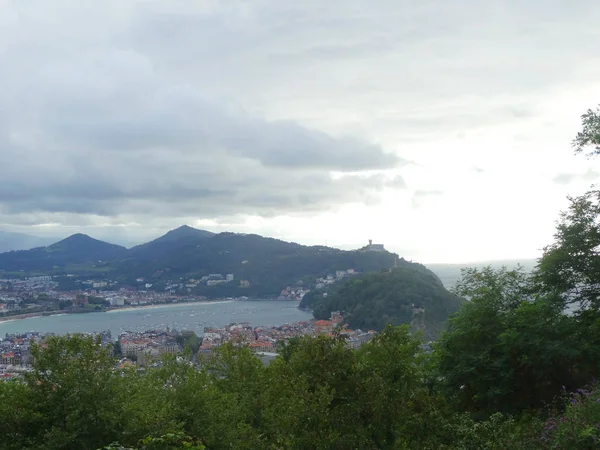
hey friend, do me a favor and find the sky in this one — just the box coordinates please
[1,0,600,263]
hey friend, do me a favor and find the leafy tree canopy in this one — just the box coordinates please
[573,105,600,156]
[310,265,463,339]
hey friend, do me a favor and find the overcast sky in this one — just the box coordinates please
[1,0,600,263]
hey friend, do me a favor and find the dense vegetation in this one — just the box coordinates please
[305,262,463,339]
[2,106,600,449]
[0,329,544,450]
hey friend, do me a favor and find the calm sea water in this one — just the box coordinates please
[0,300,312,337]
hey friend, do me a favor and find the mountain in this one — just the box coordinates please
[117,232,398,293]
[0,226,398,295]
[48,234,127,259]
[306,264,464,340]
[0,234,127,273]
[142,225,215,246]
[126,225,215,262]
[0,230,54,253]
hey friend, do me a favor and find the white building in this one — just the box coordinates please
[109,297,125,307]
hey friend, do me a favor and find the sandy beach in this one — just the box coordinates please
[0,311,63,323]
[0,299,238,323]
[105,299,235,313]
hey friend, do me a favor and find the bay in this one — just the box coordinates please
[0,300,312,337]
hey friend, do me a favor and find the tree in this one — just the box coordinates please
[102,433,205,450]
[58,299,73,309]
[436,267,597,416]
[22,335,123,450]
[538,104,600,310]
[0,380,38,450]
[534,190,600,311]
[354,325,451,449]
[573,105,600,156]
[311,267,463,340]
[452,265,531,307]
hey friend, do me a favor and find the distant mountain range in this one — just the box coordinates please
[0,233,127,273]
[0,225,535,294]
[0,231,55,253]
[0,226,398,295]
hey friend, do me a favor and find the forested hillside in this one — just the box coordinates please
[0,228,397,295]
[304,263,463,339]
[0,234,127,272]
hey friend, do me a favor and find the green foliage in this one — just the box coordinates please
[543,385,600,449]
[0,335,124,450]
[534,190,600,311]
[0,324,583,450]
[58,299,73,309]
[102,432,205,450]
[452,265,531,307]
[437,266,600,416]
[88,296,111,307]
[175,332,201,355]
[572,105,600,156]
[449,412,544,450]
[310,266,463,339]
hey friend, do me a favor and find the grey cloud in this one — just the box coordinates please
[0,129,402,220]
[0,3,407,230]
[553,169,599,185]
[1,0,600,233]
[19,54,399,172]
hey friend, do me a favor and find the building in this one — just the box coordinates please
[366,239,386,252]
[0,351,21,365]
[314,320,334,335]
[27,276,51,282]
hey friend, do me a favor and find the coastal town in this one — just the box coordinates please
[0,265,374,381]
[1,312,377,381]
[0,267,360,320]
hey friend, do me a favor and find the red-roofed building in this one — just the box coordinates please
[249,341,275,352]
[314,320,334,334]
[0,352,19,365]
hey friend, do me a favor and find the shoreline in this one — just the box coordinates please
[0,300,232,323]
[0,298,298,323]
[0,311,65,323]
[105,299,236,313]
